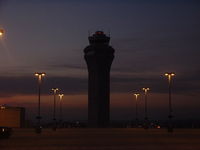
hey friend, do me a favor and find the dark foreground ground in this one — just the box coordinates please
[0,128,200,150]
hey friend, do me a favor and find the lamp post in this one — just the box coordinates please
[134,93,140,127]
[34,72,46,134]
[165,72,175,132]
[51,88,59,130]
[58,94,64,127]
[142,88,150,129]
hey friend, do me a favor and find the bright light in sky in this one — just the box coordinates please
[0,29,3,36]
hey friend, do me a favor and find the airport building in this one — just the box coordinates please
[84,31,115,127]
[0,106,25,128]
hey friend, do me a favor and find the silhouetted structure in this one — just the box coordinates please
[0,106,25,128]
[84,31,115,127]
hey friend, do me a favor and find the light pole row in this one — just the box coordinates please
[165,72,175,132]
[51,88,64,131]
[134,93,140,126]
[133,72,175,132]
[133,88,150,129]
[142,87,150,129]
[34,72,46,134]
[51,88,59,131]
[34,73,64,133]
[58,94,64,124]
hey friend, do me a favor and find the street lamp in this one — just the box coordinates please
[165,72,175,132]
[34,72,46,134]
[51,88,59,130]
[58,94,64,127]
[142,88,150,129]
[134,93,140,127]
[0,29,4,37]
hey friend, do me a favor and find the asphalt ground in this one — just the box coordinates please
[0,128,200,150]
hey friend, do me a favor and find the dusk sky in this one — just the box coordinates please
[0,0,200,122]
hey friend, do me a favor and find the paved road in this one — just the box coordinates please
[0,128,200,150]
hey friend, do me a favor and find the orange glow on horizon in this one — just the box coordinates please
[0,92,200,120]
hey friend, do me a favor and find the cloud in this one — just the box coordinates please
[1,0,200,98]
[0,68,199,98]
[0,76,87,97]
[111,69,200,95]
[111,27,200,76]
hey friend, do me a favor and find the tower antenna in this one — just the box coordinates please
[88,30,90,37]
[108,29,111,37]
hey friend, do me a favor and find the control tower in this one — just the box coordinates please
[84,31,115,127]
